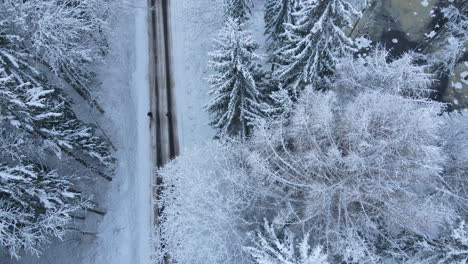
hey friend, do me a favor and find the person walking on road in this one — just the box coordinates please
[148,112,153,128]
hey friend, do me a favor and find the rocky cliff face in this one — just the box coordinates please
[355,0,467,109]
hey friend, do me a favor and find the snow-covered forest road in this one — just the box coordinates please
[148,0,179,234]
[148,0,179,168]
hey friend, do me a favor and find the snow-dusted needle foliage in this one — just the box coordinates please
[274,0,360,98]
[245,219,329,264]
[0,164,88,259]
[0,42,115,171]
[205,18,265,140]
[4,0,114,92]
[0,1,115,258]
[224,0,254,22]
[264,0,297,54]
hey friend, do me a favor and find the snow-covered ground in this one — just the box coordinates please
[3,0,152,263]
[170,0,219,150]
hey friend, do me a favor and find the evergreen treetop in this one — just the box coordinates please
[264,0,297,53]
[274,0,360,99]
[205,18,264,140]
[224,0,254,22]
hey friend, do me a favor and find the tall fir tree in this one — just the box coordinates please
[264,0,297,54]
[274,0,360,99]
[224,0,254,22]
[205,18,264,140]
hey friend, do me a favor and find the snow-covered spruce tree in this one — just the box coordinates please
[264,0,297,54]
[205,18,265,140]
[0,60,99,257]
[0,163,88,259]
[1,13,115,168]
[0,6,112,258]
[274,0,360,98]
[249,50,459,262]
[224,0,254,22]
[0,40,114,176]
[245,219,329,264]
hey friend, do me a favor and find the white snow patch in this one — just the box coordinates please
[355,36,372,49]
[9,120,20,128]
[421,0,429,7]
[452,82,463,89]
[448,36,458,45]
[392,38,399,44]
[426,31,436,38]
[171,0,222,150]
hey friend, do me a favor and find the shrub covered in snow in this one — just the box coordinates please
[442,110,468,213]
[247,50,463,262]
[155,144,262,264]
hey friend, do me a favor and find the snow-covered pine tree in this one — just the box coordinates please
[244,219,329,264]
[0,13,111,258]
[0,163,88,259]
[205,18,264,140]
[264,0,297,53]
[224,0,254,22]
[274,0,360,99]
[0,31,114,178]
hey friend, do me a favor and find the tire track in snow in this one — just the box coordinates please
[148,0,179,234]
[148,0,179,168]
